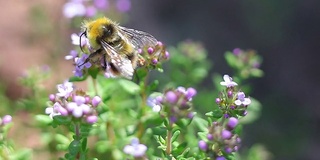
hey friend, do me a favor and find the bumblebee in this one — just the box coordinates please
[79,17,158,79]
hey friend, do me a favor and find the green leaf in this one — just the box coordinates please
[88,67,100,79]
[224,51,238,68]
[68,140,81,156]
[55,134,71,144]
[250,68,264,77]
[35,115,53,124]
[152,127,167,136]
[197,132,208,141]
[118,79,140,94]
[172,142,188,155]
[135,68,148,80]
[53,116,72,125]
[69,75,87,82]
[205,109,223,119]
[171,130,181,142]
[192,116,208,131]
[81,138,87,152]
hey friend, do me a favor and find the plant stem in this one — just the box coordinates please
[166,121,173,155]
[92,77,98,96]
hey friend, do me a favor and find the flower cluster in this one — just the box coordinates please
[217,75,251,118]
[0,115,12,126]
[198,117,241,159]
[45,81,101,124]
[228,48,263,79]
[63,0,131,19]
[148,87,196,123]
[123,138,147,158]
[138,41,170,70]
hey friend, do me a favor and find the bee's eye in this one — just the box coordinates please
[102,26,112,37]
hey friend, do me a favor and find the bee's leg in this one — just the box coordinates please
[78,49,103,67]
[102,54,107,70]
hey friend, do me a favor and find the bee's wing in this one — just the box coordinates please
[101,41,134,79]
[119,26,158,49]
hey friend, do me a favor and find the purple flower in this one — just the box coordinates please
[165,91,178,104]
[227,117,238,129]
[198,140,207,151]
[164,51,170,59]
[67,102,90,118]
[176,86,187,94]
[94,0,109,9]
[74,96,86,105]
[225,147,232,153]
[74,54,92,77]
[227,90,233,97]
[216,156,226,160]
[65,50,78,60]
[116,0,131,12]
[86,115,98,124]
[186,87,197,100]
[235,92,251,106]
[49,94,55,102]
[63,2,86,18]
[56,81,73,98]
[147,97,161,112]
[45,102,62,119]
[147,47,154,54]
[232,48,242,55]
[86,6,97,17]
[151,58,158,64]
[123,138,147,157]
[207,134,213,141]
[92,96,101,107]
[215,98,221,104]
[220,75,238,87]
[1,115,12,125]
[221,130,232,139]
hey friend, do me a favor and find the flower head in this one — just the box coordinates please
[235,92,251,106]
[73,54,92,77]
[65,50,78,60]
[147,96,161,112]
[1,115,12,125]
[45,102,62,119]
[56,81,74,98]
[220,75,238,87]
[123,138,147,157]
[198,140,208,151]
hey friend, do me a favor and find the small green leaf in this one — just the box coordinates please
[53,116,72,125]
[197,132,207,141]
[205,109,223,119]
[224,52,238,68]
[35,115,52,124]
[118,79,140,94]
[68,140,81,156]
[55,134,71,144]
[171,130,181,142]
[88,67,100,79]
[69,75,87,82]
[172,142,188,155]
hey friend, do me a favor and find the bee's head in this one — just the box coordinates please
[83,17,116,49]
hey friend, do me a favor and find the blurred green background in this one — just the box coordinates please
[0,0,319,160]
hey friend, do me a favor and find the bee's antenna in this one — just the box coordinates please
[79,30,87,52]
